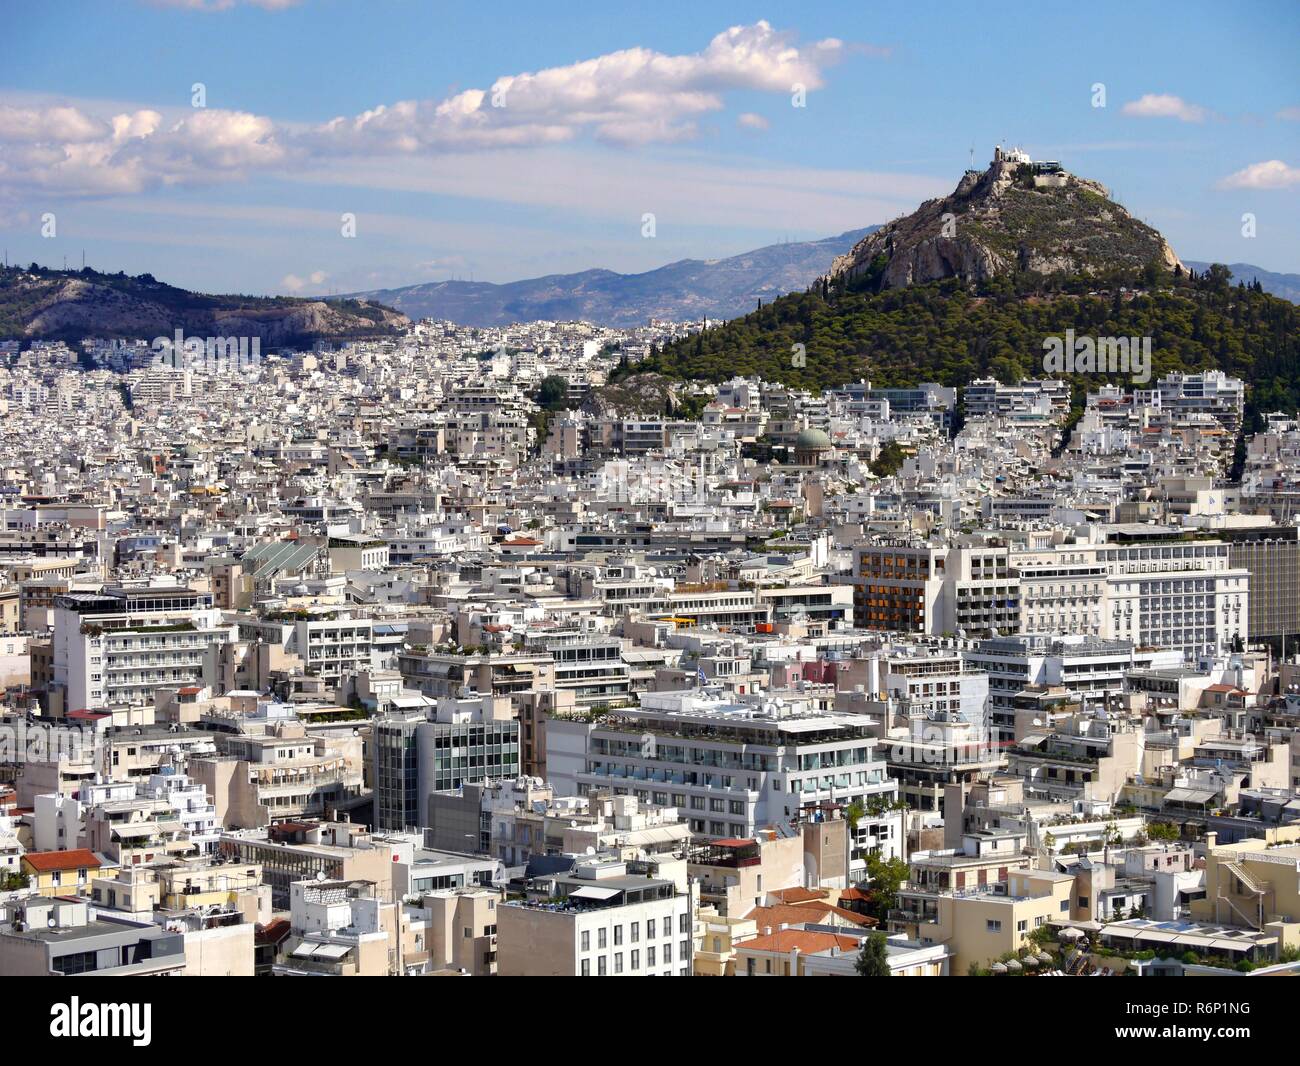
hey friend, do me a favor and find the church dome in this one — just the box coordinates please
[794,427,832,451]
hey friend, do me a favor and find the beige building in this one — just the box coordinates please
[422,886,501,975]
[910,868,1077,974]
[1190,831,1300,943]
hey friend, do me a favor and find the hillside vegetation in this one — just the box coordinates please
[633,266,1300,417]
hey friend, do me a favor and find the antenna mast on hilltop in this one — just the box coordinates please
[969,144,975,168]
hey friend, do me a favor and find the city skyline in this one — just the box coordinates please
[1,0,1298,296]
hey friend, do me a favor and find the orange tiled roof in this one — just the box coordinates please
[746,902,877,930]
[22,848,101,873]
[738,929,862,955]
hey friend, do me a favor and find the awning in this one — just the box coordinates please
[313,942,352,960]
[569,886,620,902]
[290,942,320,959]
[1164,787,1216,804]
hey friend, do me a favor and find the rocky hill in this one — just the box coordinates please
[0,266,407,346]
[348,229,875,327]
[633,152,1300,418]
[829,148,1181,291]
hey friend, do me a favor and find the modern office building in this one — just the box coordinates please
[371,693,520,832]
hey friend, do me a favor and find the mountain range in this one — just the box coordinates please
[348,236,1295,330]
[346,228,876,327]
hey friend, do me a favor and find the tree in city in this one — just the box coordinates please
[537,375,569,410]
[855,931,891,976]
[863,850,910,919]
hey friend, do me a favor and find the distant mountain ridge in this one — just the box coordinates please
[1,265,408,346]
[345,228,877,327]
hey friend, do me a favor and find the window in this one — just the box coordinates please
[598,928,607,950]
[746,957,756,976]
[598,956,607,976]
[664,942,672,963]
[630,949,640,970]
[986,920,1001,932]
[647,946,656,967]
[614,952,623,974]
[614,925,623,946]
[580,930,590,952]
[630,922,640,943]
[678,913,689,933]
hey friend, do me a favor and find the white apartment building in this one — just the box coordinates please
[546,689,902,877]
[52,586,232,710]
[965,634,1182,744]
[83,766,220,862]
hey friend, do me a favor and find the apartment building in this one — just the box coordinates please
[908,867,1077,974]
[51,585,232,710]
[547,689,902,876]
[191,725,365,828]
[218,820,397,908]
[524,631,632,708]
[966,634,1177,744]
[83,767,220,863]
[497,857,693,976]
[0,895,187,976]
[275,877,431,976]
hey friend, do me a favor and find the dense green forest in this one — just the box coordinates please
[629,265,1300,419]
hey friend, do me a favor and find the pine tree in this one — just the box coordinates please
[855,932,891,977]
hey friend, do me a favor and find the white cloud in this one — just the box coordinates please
[737,112,770,131]
[0,105,286,196]
[1217,159,1300,189]
[0,22,873,200]
[1121,93,1210,123]
[1277,106,1300,122]
[306,21,850,152]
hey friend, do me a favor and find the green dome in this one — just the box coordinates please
[795,427,832,450]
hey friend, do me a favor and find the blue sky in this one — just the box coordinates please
[1,0,1297,296]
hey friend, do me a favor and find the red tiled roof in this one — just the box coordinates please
[746,902,877,930]
[738,929,861,955]
[256,918,292,946]
[22,848,102,873]
[768,887,827,904]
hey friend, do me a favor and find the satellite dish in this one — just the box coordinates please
[316,870,327,881]
[585,846,596,856]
